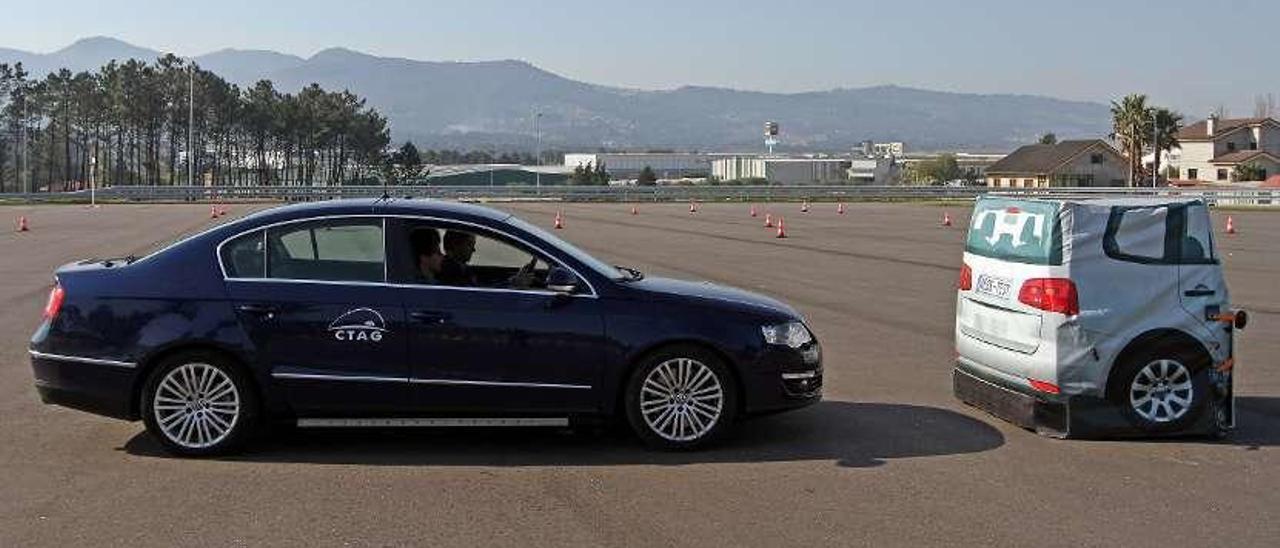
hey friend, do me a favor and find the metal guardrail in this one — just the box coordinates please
[1,185,1278,206]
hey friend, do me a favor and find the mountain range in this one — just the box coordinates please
[0,37,1113,152]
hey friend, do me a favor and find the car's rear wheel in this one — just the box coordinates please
[142,351,257,456]
[1112,346,1209,433]
[625,345,737,450]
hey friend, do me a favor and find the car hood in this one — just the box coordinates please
[621,276,801,320]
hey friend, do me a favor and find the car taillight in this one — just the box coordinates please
[1018,278,1078,316]
[43,283,65,321]
[958,263,972,290]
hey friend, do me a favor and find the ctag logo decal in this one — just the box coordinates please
[328,308,389,342]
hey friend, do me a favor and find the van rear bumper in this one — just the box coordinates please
[953,361,1069,436]
[954,360,1229,439]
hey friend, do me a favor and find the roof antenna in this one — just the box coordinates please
[380,168,390,201]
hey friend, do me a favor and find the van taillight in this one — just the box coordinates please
[1018,278,1078,316]
[1028,378,1061,394]
[958,263,972,290]
[43,284,65,321]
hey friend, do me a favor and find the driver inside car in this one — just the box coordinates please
[439,231,479,286]
[420,228,539,289]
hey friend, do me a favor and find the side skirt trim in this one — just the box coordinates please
[271,372,592,390]
[29,350,136,369]
[296,417,570,428]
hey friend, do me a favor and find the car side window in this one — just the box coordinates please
[221,230,265,278]
[1106,206,1170,263]
[397,221,560,290]
[1179,204,1216,264]
[266,219,385,282]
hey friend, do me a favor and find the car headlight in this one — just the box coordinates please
[761,321,813,348]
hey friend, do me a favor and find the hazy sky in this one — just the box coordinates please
[3,0,1277,115]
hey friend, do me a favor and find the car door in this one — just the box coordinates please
[221,217,410,415]
[387,218,607,414]
[1174,203,1230,344]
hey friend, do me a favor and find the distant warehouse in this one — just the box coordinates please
[712,157,852,184]
[984,139,1126,188]
[562,153,719,178]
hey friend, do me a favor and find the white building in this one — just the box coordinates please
[847,157,898,185]
[857,141,906,158]
[1168,116,1280,183]
[711,157,852,184]
[562,153,717,178]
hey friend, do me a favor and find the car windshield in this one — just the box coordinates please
[965,198,1063,265]
[506,216,627,281]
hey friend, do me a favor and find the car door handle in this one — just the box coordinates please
[237,303,278,316]
[1184,288,1216,297]
[410,310,452,324]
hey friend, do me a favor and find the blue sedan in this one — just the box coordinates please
[30,199,822,455]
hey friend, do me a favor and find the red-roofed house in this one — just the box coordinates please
[1169,115,1280,182]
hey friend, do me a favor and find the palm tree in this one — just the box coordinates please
[1150,108,1183,186]
[1111,94,1150,187]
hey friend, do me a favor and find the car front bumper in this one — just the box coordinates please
[742,342,823,416]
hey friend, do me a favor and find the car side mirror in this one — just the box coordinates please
[546,267,578,294]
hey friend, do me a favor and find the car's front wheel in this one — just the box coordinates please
[625,345,737,450]
[141,351,257,456]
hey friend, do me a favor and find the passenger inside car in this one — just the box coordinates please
[411,228,444,284]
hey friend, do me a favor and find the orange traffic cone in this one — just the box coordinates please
[942,212,953,227]
[630,205,638,215]
[210,205,219,219]
[16,216,29,232]
[689,201,698,214]
[218,205,227,216]
[801,201,810,213]
[554,211,564,230]
[837,202,846,215]
[775,217,787,239]
[764,213,774,228]
[749,205,758,218]
[1226,215,1236,235]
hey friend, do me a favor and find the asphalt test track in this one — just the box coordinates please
[1,201,1277,547]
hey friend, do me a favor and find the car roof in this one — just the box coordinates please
[977,195,1205,208]
[236,197,514,226]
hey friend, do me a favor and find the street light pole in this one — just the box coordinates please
[21,96,28,194]
[89,153,97,208]
[534,111,543,190]
[1152,110,1158,188]
[188,59,195,187]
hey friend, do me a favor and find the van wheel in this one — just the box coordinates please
[141,351,258,456]
[625,345,737,450]
[1111,346,1208,433]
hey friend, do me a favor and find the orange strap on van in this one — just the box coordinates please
[1210,312,1238,325]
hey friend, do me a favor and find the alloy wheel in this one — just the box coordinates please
[639,358,724,442]
[153,363,241,449]
[1129,359,1194,423]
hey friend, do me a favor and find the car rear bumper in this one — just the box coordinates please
[31,350,138,421]
[954,359,1230,439]
[953,360,1068,436]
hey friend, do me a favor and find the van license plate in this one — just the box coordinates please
[975,274,1013,300]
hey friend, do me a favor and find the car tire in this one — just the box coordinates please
[1111,345,1210,434]
[625,345,737,450]
[141,351,258,457]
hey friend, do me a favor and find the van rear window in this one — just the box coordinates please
[965,199,1062,265]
